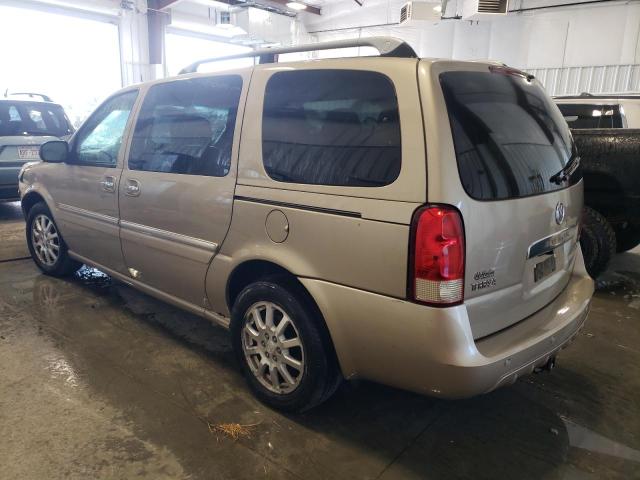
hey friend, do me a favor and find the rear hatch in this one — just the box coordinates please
[0,135,57,197]
[420,61,582,339]
[0,100,72,192]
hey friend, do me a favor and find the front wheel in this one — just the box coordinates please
[231,279,340,412]
[26,202,81,277]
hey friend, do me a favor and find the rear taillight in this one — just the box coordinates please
[409,205,465,306]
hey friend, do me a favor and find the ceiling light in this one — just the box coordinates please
[286,2,308,10]
[433,4,442,12]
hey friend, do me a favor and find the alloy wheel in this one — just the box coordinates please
[31,214,60,267]
[241,301,305,394]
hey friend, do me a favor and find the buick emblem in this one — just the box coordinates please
[554,202,566,225]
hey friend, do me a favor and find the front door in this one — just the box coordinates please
[118,73,248,307]
[50,90,139,274]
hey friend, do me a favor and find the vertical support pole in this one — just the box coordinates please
[147,0,170,66]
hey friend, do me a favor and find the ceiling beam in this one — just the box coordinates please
[150,0,321,17]
[153,0,185,10]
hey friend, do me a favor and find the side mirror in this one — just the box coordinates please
[40,141,69,163]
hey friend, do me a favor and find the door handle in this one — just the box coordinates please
[125,179,141,197]
[100,176,116,192]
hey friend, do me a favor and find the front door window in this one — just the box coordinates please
[73,91,138,167]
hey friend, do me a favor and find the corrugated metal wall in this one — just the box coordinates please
[526,64,640,95]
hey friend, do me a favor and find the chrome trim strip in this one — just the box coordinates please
[234,195,362,218]
[527,227,576,259]
[57,203,119,226]
[120,220,218,253]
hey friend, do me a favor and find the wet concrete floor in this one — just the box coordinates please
[1,200,639,479]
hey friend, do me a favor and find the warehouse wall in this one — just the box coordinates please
[3,0,305,85]
[0,0,304,123]
[302,0,640,94]
[6,0,638,98]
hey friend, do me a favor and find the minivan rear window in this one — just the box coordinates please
[262,70,401,187]
[440,70,578,201]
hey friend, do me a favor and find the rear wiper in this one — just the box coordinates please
[549,154,580,185]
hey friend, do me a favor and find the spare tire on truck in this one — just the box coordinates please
[615,226,640,253]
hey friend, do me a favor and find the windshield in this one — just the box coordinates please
[0,101,73,137]
[440,70,578,201]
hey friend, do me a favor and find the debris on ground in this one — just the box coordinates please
[208,422,259,440]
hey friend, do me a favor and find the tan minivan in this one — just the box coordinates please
[19,38,594,411]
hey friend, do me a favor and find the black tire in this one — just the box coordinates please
[231,277,340,412]
[580,206,616,278]
[615,226,640,253]
[26,202,82,277]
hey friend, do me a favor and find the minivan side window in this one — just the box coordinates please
[73,91,138,167]
[128,75,242,177]
[262,70,401,187]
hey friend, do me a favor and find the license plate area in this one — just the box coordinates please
[17,146,40,160]
[534,254,557,282]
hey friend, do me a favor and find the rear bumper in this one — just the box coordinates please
[0,166,21,200]
[301,250,594,398]
[0,183,20,201]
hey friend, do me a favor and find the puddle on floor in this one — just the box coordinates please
[75,266,112,289]
[596,270,640,305]
[70,266,233,358]
[562,417,640,463]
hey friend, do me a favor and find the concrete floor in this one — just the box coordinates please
[1,200,639,480]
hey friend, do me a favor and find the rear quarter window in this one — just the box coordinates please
[440,70,578,201]
[261,69,401,187]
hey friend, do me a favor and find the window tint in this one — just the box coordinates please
[74,91,138,167]
[0,101,73,137]
[128,76,242,177]
[440,70,578,201]
[556,103,624,129]
[262,70,401,187]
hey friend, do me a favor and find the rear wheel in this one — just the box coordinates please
[26,202,81,277]
[231,279,340,412]
[615,226,640,253]
[580,206,616,278]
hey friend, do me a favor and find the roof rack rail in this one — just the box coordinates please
[179,36,417,74]
[4,91,53,102]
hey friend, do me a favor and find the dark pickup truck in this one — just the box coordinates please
[573,129,640,277]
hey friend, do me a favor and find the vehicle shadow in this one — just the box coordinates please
[28,270,604,480]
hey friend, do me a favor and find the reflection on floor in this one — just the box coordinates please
[0,200,28,261]
[1,200,639,479]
